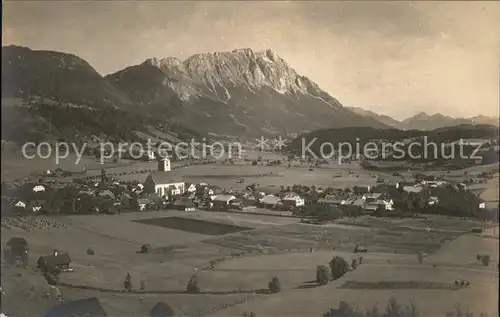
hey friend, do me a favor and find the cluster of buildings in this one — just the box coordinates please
[1,153,497,219]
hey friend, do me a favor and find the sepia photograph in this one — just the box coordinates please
[1,1,499,316]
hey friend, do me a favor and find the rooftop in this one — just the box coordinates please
[147,171,184,185]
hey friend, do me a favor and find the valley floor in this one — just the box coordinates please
[1,210,498,317]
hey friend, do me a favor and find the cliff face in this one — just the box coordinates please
[108,48,386,137]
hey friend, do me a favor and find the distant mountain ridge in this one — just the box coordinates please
[347,107,401,128]
[347,107,498,131]
[2,45,388,138]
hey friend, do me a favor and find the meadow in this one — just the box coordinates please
[1,209,497,317]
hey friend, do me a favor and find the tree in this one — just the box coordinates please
[316,265,331,285]
[268,276,281,294]
[186,274,200,294]
[124,272,132,292]
[329,256,350,280]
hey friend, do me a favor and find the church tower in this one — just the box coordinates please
[158,157,171,172]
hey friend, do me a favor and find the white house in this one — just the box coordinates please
[375,199,394,210]
[144,158,185,198]
[13,200,26,208]
[186,183,197,193]
[282,194,305,207]
[32,185,45,193]
[428,196,439,206]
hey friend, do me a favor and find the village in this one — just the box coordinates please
[2,148,498,226]
[1,145,499,317]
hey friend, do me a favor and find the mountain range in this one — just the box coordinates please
[348,107,498,131]
[2,45,496,143]
[2,45,387,140]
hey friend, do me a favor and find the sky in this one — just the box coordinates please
[3,1,499,120]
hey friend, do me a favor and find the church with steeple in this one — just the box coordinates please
[144,155,185,198]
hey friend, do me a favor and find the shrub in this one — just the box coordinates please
[329,256,350,280]
[268,276,281,294]
[186,275,200,294]
[242,313,256,317]
[385,297,419,317]
[86,248,95,255]
[316,265,331,285]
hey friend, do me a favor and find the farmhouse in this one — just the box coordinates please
[145,158,185,198]
[37,251,71,272]
[281,194,305,208]
[173,198,196,211]
[317,195,349,206]
[212,195,236,209]
[230,198,257,211]
[137,198,151,211]
[260,194,281,208]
